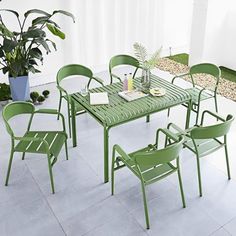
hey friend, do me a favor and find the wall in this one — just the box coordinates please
[202,0,236,69]
[0,0,193,86]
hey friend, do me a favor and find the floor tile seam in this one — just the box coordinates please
[197,199,235,232]
[113,195,148,234]
[81,210,148,236]
[208,226,232,236]
[24,161,67,236]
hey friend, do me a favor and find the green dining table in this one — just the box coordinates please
[71,74,192,183]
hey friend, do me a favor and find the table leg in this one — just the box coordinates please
[104,127,109,183]
[71,99,77,147]
[185,100,192,129]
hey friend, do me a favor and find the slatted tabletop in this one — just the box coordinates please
[71,74,191,127]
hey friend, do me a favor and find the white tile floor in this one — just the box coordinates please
[0,68,236,236]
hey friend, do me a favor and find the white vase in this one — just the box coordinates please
[9,75,30,101]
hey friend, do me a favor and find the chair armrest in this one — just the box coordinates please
[32,109,67,134]
[156,128,179,144]
[92,76,104,86]
[111,73,122,82]
[201,110,226,125]
[34,109,59,115]
[167,123,193,138]
[113,144,131,161]
[171,73,189,84]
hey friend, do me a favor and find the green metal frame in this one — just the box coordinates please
[111,128,185,229]
[168,63,221,124]
[109,54,140,84]
[2,101,69,194]
[167,110,234,196]
[71,74,192,183]
[56,64,104,138]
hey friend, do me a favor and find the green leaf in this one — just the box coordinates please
[2,66,8,74]
[52,10,75,22]
[35,38,51,53]
[29,59,38,65]
[32,16,60,28]
[3,38,17,53]
[0,47,4,57]
[22,28,46,39]
[29,48,42,60]
[24,9,50,18]
[32,16,49,25]
[0,9,19,18]
[0,23,14,38]
[28,65,40,74]
[133,42,147,65]
[46,39,57,51]
[46,23,65,39]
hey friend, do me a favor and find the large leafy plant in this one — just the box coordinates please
[133,42,162,70]
[0,9,75,78]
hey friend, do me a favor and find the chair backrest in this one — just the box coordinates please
[109,54,139,82]
[190,114,234,139]
[134,136,184,169]
[56,64,93,85]
[2,102,35,136]
[190,63,221,80]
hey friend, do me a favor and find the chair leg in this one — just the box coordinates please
[167,108,170,117]
[22,152,25,160]
[214,96,218,113]
[111,151,116,195]
[65,140,69,160]
[196,156,202,197]
[57,95,62,120]
[140,181,150,229]
[195,103,200,125]
[146,115,150,123]
[225,144,231,180]
[5,150,14,186]
[177,168,186,208]
[47,154,55,194]
[67,101,72,138]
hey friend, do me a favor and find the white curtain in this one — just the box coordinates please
[64,0,193,70]
[0,0,193,85]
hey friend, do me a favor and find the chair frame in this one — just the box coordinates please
[109,54,140,84]
[2,101,68,194]
[111,128,185,229]
[56,64,104,137]
[168,63,221,124]
[167,110,234,196]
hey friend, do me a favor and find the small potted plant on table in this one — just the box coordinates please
[0,9,75,101]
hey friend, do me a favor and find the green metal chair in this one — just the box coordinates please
[56,64,104,137]
[168,63,221,124]
[167,110,234,197]
[111,128,185,229]
[2,101,69,194]
[109,54,140,84]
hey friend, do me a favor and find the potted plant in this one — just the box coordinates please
[0,82,11,106]
[133,42,162,91]
[0,9,75,101]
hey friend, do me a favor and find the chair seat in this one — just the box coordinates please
[186,87,213,105]
[15,131,67,158]
[119,146,176,184]
[183,137,224,158]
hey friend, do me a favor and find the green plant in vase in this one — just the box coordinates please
[0,9,75,101]
[133,42,162,92]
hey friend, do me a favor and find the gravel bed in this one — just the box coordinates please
[156,58,236,102]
